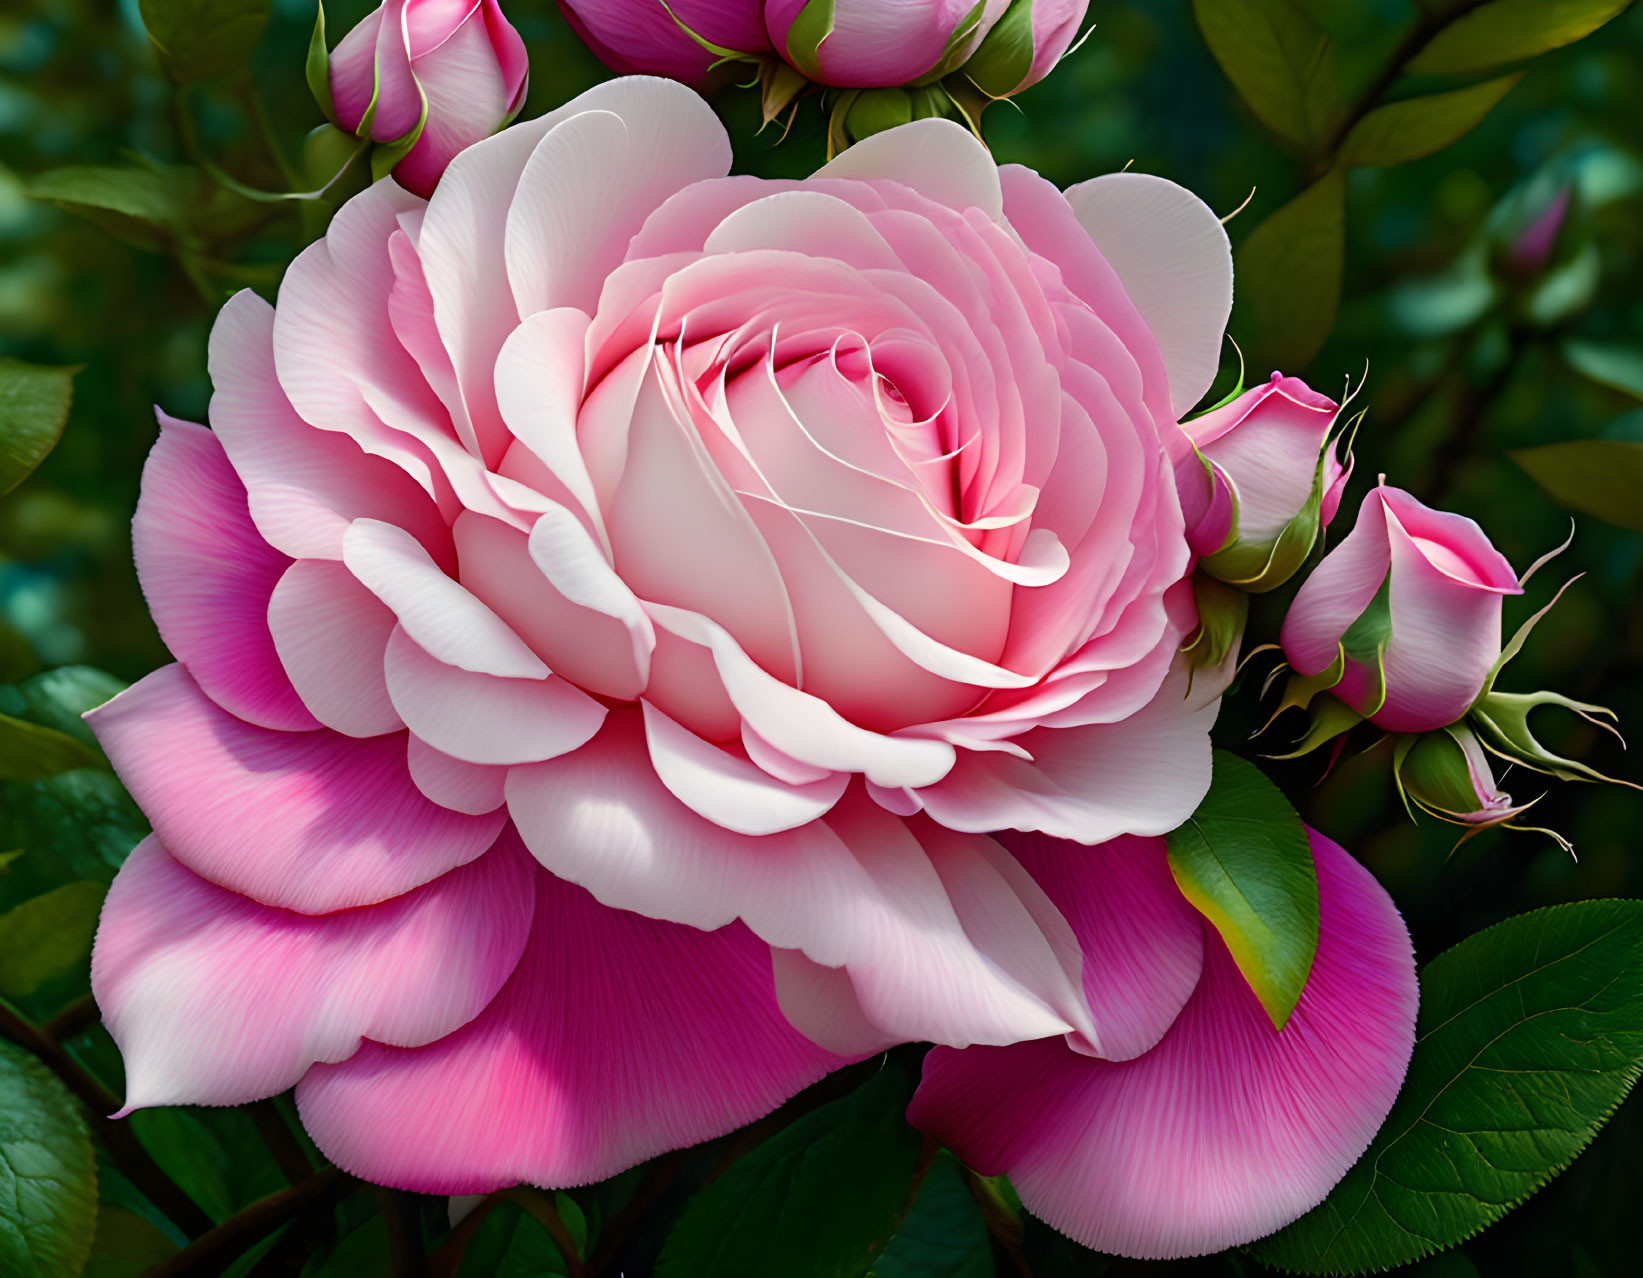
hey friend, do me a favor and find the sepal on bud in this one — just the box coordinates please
[1181,574,1249,683]
[1391,724,1573,855]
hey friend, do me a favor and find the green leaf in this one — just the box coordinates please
[0,1039,99,1278]
[658,1064,924,1278]
[1340,75,1521,168]
[0,358,75,497]
[83,1205,179,1278]
[1165,750,1318,1029]
[26,166,192,253]
[1411,0,1630,76]
[1560,338,1643,401]
[137,0,271,83]
[1252,899,1643,1273]
[128,1107,290,1224]
[1234,170,1346,372]
[1192,0,1342,155]
[1510,439,1643,531]
[869,1152,991,1278]
[0,881,105,998]
[0,713,101,783]
[456,1201,571,1278]
[3,667,125,751]
[0,772,147,901]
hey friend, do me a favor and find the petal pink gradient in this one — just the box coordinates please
[330,0,529,198]
[1281,485,1522,732]
[908,829,1418,1259]
[83,78,1413,1231]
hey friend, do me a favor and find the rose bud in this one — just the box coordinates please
[1393,725,1574,853]
[962,0,1088,98]
[1179,372,1347,593]
[324,0,529,198]
[556,1,774,88]
[768,0,1010,88]
[1279,485,1522,734]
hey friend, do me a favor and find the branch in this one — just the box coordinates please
[0,997,214,1237]
[41,992,98,1043]
[143,1168,355,1278]
[503,1188,588,1278]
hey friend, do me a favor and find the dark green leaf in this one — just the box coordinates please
[0,881,105,997]
[0,1039,99,1278]
[456,1201,571,1278]
[0,771,147,905]
[0,358,75,496]
[1192,0,1342,155]
[26,166,192,252]
[658,1064,924,1278]
[138,0,270,82]
[128,1107,290,1223]
[1340,75,1521,168]
[1252,899,1643,1273]
[1510,439,1643,531]
[869,1152,990,1278]
[1411,0,1630,76]
[1233,170,1346,372]
[83,1204,179,1278]
[1165,750,1318,1029]
[0,713,102,783]
[1560,338,1643,401]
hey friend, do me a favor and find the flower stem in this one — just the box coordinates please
[143,1167,354,1278]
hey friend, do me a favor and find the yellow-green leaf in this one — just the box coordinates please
[1511,438,1643,531]
[1234,169,1346,372]
[1411,0,1631,76]
[0,359,75,496]
[1192,0,1343,155]
[1340,75,1521,168]
[0,882,106,997]
[1165,750,1318,1029]
[0,712,103,783]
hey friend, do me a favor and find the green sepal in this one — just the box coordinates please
[1470,689,1639,790]
[658,0,763,64]
[1255,644,1345,740]
[1263,693,1363,761]
[784,0,835,81]
[760,59,810,127]
[961,0,1037,96]
[914,0,994,85]
[1338,574,1391,716]
[306,1,335,124]
[837,85,954,146]
[1181,573,1249,681]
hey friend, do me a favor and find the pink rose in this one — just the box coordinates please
[767,0,1009,87]
[963,0,1089,97]
[87,79,1416,1254]
[557,0,774,88]
[1181,372,1347,592]
[328,0,529,197]
[1281,485,1522,733]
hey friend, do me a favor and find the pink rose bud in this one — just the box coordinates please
[1280,485,1522,733]
[1179,372,1346,593]
[556,1,773,88]
[962,0,1088,97]
[1393,725,1572,853]
[767,0,1010,88]
[326,0,529,198]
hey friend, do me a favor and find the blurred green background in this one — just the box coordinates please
[3,2,1642,1274]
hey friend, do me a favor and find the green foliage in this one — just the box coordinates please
[0,1039,99,1278]
[657,1064,925,1278]
[1410,0,1633,76]
[1559,338,1643,401]
[0,359,76,497]
[138,0,272,83]
[0,881,104,997]
[1234,170,1345,371]
[1192,0,1342,156]
[1166,749,1319,1029]
[1340,76,1523,169]
[80,1206,178,1278]
[1252,899,1643,1273]
[25,166,196,254]
[0,712,101,782]
[1510,439,1643,531]
[869,1152,991,1278]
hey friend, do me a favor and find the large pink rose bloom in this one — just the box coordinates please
[86,78,1416,1251]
